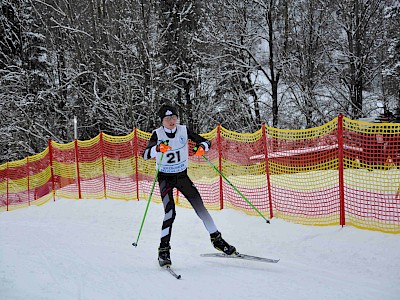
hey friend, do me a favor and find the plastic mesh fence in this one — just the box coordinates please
[0,148,52,212]
[0,116,399,233]
[342,117,400,232]
[264,118,341,226]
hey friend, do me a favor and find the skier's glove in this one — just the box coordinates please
[193,144,205,157]
[156,140,172,153]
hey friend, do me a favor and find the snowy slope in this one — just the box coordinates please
[0,198,399,300]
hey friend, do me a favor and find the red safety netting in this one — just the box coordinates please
[0,116,399,233]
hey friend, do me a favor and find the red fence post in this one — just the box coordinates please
[100,132,107,199]
[6,162,9,211]
[48,139,56,202]
[338,114,345,226]
[26,157,30,206]
[134,128,140,201]
[262,124,274,219]
[217,124,224,210]
[74,139,82,199]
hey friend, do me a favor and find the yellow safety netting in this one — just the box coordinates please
[0,117,399,233]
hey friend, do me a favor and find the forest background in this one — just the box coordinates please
[0,0,399,164]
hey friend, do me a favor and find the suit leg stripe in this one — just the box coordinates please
[161,227,170,238]
[164,210,173,221]
[162,187,173,197]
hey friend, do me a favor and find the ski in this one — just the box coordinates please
[163,266,182,279]
[200,252,279,264]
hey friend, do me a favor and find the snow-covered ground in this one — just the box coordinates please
[1,198,399,300]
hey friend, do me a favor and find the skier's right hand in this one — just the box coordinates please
[156,140,172,153]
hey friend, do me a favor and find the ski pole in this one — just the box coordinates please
[132,151,165,247]
[199,153,270,224]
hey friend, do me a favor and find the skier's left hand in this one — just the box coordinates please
[193,144,205,156]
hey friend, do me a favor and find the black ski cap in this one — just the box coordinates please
[158,104,178,121]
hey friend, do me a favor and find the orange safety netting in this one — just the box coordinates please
[1,116,399,233]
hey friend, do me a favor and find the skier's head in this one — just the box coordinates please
[158,103,178,121]
[158,103,178,129]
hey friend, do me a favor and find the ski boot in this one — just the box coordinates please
[158,242,171,267]
[210,231,236,255]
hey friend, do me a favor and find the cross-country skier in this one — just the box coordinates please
[143,103,236,267]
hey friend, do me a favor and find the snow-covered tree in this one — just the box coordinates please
[0,0,54,163]
[328,0,388,119]
[1,0,399,164]
[156,0,209,132]
[382,1,400,116]
[281,0,336,128]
